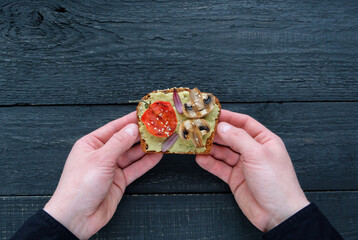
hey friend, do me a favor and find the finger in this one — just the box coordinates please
[88,111,137,145]
[117,144,146,168]
[228,160,245,193]
[219,109,271,139]
[135,135,140,143]
[123,153,162,186]
[213,133,226,145]
[209,144,241,167]
[196,155,232,184]
[113,168,127,196]
[216,122,262,154]
[98,123,139,162]
[215,122,277,151]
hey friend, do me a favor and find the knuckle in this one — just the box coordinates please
[243,114,253,121]
[231,128,248,139]
[74,138,83,146]
[242,114,254,125]
[77,135,103,149]
[112,132,129,145]
[107,123,118,136]
[273,134,286,147]
[74,137,86,147]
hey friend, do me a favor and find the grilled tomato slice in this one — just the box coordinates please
[141,101,177,137]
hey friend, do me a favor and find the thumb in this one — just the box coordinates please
[217,122,261,155]
[98,123,139,160]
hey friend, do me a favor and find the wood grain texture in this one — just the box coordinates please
[0,102,357,195]
[1,0,358,105]
[1,192,357,240]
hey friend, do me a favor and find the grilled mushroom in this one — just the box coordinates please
[178,119,210,148]
[183,88,215,118]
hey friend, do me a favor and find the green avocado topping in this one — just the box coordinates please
[138,90,220,153]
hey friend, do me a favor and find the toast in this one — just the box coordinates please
[136,87,221,154]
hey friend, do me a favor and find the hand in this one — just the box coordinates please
[196,109,309,232]
[44,111,162,239]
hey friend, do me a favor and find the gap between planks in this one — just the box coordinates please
[0,100,358,108]
[1,189,357,198]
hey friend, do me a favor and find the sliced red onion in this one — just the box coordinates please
[173,88,183,114]
[161,133,179,152]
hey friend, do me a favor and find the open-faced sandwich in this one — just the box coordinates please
[136,87,221,154]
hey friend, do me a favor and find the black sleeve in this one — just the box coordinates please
[11,209,78,240]
[262,203,343,240]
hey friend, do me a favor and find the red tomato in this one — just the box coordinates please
[141,101,177,137]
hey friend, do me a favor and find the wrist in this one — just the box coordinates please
[265,197,310,231]
[44,196,86,239]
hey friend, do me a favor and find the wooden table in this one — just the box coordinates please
[1,1,357,239]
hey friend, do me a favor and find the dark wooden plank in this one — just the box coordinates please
[1,191,357,240]
[0,102,357,195]
[1,0,358,105]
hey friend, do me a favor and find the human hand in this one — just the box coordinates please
[44,111,162,239]
[196,109,309,232]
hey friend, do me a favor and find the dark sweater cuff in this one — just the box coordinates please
[262,203,317,239]
[11,209,79,240]
[39,210,79,240]
[262,203,343,240]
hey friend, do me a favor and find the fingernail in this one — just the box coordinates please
[124,124,138,137]
[218,122,232,134]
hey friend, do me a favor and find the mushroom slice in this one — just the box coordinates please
[178,119,210,148]
[183,88,215,118]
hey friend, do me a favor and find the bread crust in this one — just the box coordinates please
[136,87,221,154]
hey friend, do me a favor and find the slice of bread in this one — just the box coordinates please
[136,87,221,154]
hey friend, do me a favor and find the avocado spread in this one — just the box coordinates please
[138,91,220,153]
